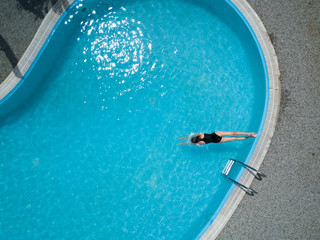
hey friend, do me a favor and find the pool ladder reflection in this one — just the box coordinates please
[222,159,266,196]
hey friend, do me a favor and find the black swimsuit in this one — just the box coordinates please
[200,132,222,144]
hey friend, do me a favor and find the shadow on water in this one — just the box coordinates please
[0,35,22,78]
[182,141,248,158]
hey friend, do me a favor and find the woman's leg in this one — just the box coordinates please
[215,131,256,137]
[220,135,255,143]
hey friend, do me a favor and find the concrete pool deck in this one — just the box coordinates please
[0,0,319,239]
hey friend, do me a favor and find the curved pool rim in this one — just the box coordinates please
[0,0,280,239]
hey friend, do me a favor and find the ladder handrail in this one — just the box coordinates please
[226,177,258,196]
[222,159,266,196]
[229,159,266,180]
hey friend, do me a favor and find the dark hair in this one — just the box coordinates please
[191,136,200,143]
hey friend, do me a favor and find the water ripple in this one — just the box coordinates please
[79,6,153,100]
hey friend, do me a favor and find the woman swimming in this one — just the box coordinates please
[178,131,257,145]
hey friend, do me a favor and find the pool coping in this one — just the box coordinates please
[200,0,280,239]
[0,0,280,239]
[0,0,76,102]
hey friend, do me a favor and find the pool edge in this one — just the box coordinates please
[200,0,280,239]
[0,0,77,102]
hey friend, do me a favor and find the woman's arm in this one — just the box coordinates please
[178,136,189,140]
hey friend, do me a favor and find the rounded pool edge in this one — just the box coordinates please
[0,0,280,239]
[200,0,280,239]
[0,0,77,103]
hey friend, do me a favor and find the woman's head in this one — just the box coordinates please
[191,135,200,143]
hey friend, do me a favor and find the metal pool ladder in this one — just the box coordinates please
[222,159,266,196]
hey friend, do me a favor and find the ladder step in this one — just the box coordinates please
[222,159,235,175]
[222,159,266,196]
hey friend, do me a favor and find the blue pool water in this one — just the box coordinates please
[0,0,267,239]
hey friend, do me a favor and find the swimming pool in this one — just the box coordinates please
[0,0,269,239]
